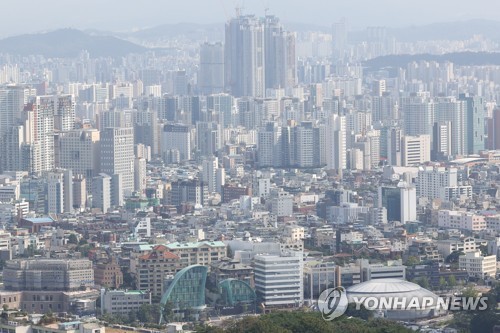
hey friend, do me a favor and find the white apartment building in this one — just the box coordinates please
[254,253,303,308]
[459,251,497,278]
[437,210,487,231]
[417,166,457,199]
[436,237,488,257]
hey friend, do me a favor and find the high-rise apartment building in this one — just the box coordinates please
[417,166,458,200]
[100,127,135,197]
[0,86,26,141]
[460,93,485,154]
[326,114,346,170]
[199,42,224,95]
[202,157,219,194]
[225,14,265,98]
[432,122,452,160]
[59,129,100,193]
[258,122,281,168]
[435,97,466,156]
[264,15,296,93]
[486,108,500,150]
[225,14,295,98]
[54,94,75,132]
[22,96,56,173]
[403,99,434,138]
[92,173,111,212]
[47,169,73,214]
[162,123,191,162]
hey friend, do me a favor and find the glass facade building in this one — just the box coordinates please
[159,264,208,322]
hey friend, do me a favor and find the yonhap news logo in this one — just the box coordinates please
[317,286,489,321]
[317,287,349,320]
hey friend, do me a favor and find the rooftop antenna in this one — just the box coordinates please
[218,0,230,21]
[235,0,244,17]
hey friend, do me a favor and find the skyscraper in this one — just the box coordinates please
[258,122,281,168]
[264,15,296,93]
[59,129,100,193]
[207,93,234,128]
[435,97,466,157]
[54,94,75,132]
[22,96,56,173]
[403,99,434,138]
[47,169,73,214]
[326,114,346,170]
[199,42,224,95]
[0,86,26,140]
[332,18,347,64]
[486,108,500,150]
[225,14,265,98]
[93,173,111,212]
[100,127,135,197]
[460,94,485,154]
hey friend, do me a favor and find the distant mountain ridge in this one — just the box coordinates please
[0,29,147,57]
[364,51,500,73]
[387,19,500,42]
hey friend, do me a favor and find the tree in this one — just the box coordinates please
[439,276,447,290]
[478,245,488,256]
[470,312,500,333]
[448,275,457,288]
[137,304,154,323]
[405,256,419,266]
[68,234,78,244]
[162,301,174,323]
[344,302,373,320]
[462,285,479,298]
[128,310,137,323]
[445,250,464,264]
[416,276,430,289]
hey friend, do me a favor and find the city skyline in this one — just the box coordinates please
[1,0,500,37]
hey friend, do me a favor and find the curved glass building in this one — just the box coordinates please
[159,265,208,322]
[218,278,256,307]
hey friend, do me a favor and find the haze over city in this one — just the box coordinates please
[1,0,500,36]
[0,1,499,333]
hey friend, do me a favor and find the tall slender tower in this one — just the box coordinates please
[22,96,55,174]
[225,14,266,98]
[460,93,485,154]
[264,15,296,93]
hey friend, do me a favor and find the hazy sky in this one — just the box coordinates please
[1,0,499,37]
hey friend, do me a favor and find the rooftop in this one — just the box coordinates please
[166,241,226,249]
[23,217,54,223]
